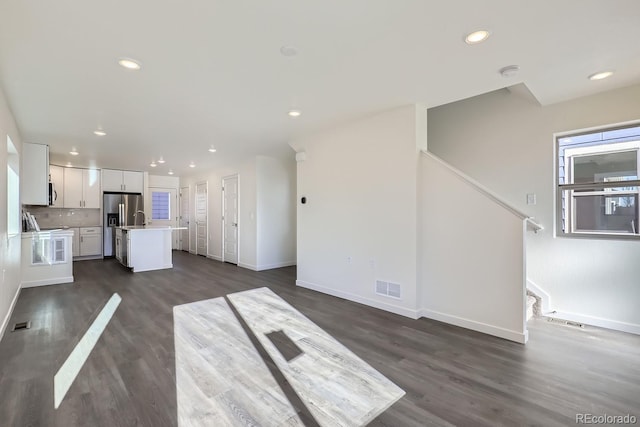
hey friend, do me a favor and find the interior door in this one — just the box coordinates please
[179,186,190,252]
[195,182,208,256]
[222,175,239,264]
[150,188,178,249]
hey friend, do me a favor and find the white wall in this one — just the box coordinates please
[428,83,640,334]
[420,154,527,343]
[0,86,23,339]
[291,105,423,318]
[238,159,258,268]
[256,156,296,270]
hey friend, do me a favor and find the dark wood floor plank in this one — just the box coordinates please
[1,251,639,426]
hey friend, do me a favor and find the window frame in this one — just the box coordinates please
[556,124,640,240]
[151,190,171,221]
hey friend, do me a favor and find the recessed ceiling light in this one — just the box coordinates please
[288,109,301,117]
[208,145,217,153]
[280,45,298,57]
[157,157,165,164]
[464,30,490,45]
[189,162,196,168]
[588,71,614,81]
[93,130,106,136]
[69,148,79,156]
[168,169,174,175]
[150,161,157,167]
[118,57,142,70]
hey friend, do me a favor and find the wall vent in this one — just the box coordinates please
[375,280,401,299]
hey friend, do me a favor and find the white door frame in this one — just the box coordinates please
[222,174,239,264]
[195,181,208,256]
[179,186,190,252]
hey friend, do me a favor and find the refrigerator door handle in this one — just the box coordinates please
[119,203,125,227]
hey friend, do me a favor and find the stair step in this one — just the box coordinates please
[526,295,536,321]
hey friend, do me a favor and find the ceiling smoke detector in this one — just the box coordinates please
[499,65,520,78]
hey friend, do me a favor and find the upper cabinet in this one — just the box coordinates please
[49,165,64,207]
[63,168,101,208]
[22,143,50,205]
[102,169,144,193]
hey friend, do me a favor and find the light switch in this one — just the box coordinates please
[527,193,537,205]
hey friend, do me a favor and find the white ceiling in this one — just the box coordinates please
[1,0,639,177]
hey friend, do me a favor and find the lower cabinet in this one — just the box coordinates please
[79,227,102,257]
[71,227,80,257]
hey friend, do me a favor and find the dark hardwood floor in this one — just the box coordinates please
[1,251,639,426]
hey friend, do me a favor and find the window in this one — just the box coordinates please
[151,191,171,220]
[7,136,20,236]
[557,124,640,237]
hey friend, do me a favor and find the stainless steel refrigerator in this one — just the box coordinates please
[103,192,144,257]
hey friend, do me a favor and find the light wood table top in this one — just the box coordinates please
[174,287,405,426]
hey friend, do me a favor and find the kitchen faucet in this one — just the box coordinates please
[133,210,146,226]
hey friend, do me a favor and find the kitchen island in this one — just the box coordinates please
[115,226,185,272]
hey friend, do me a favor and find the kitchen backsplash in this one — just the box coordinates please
[26,206,101,228]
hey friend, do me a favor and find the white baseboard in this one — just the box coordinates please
[0,286,22,340]
[296,280,420,319]
[238,261,296,271]
[258,261,296,271]
[418,308,528,344]
[21,277,74,288]
[206,254,222,261]
[526,279,551,314]
[238,262,258,271]
[549,310,640,336]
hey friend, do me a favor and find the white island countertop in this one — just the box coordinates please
[117,226,187,231]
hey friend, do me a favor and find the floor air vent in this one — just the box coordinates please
[12,321,31,332]
[375,280,401,299]
[547,317,584,328]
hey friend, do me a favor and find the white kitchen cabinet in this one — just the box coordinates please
[79,227,102,256]
[22,143,50,205]
[49,165,64,207]
[63,168,101,208]
[70,227,80,257]
[115,228,126,265]
[102,169,143,193]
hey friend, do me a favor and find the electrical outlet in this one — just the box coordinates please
[527,193,537,205]
[347,256,352,264]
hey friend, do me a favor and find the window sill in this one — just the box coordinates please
[558,232,640,241]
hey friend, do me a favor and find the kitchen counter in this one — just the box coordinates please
[115,226,185,272]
